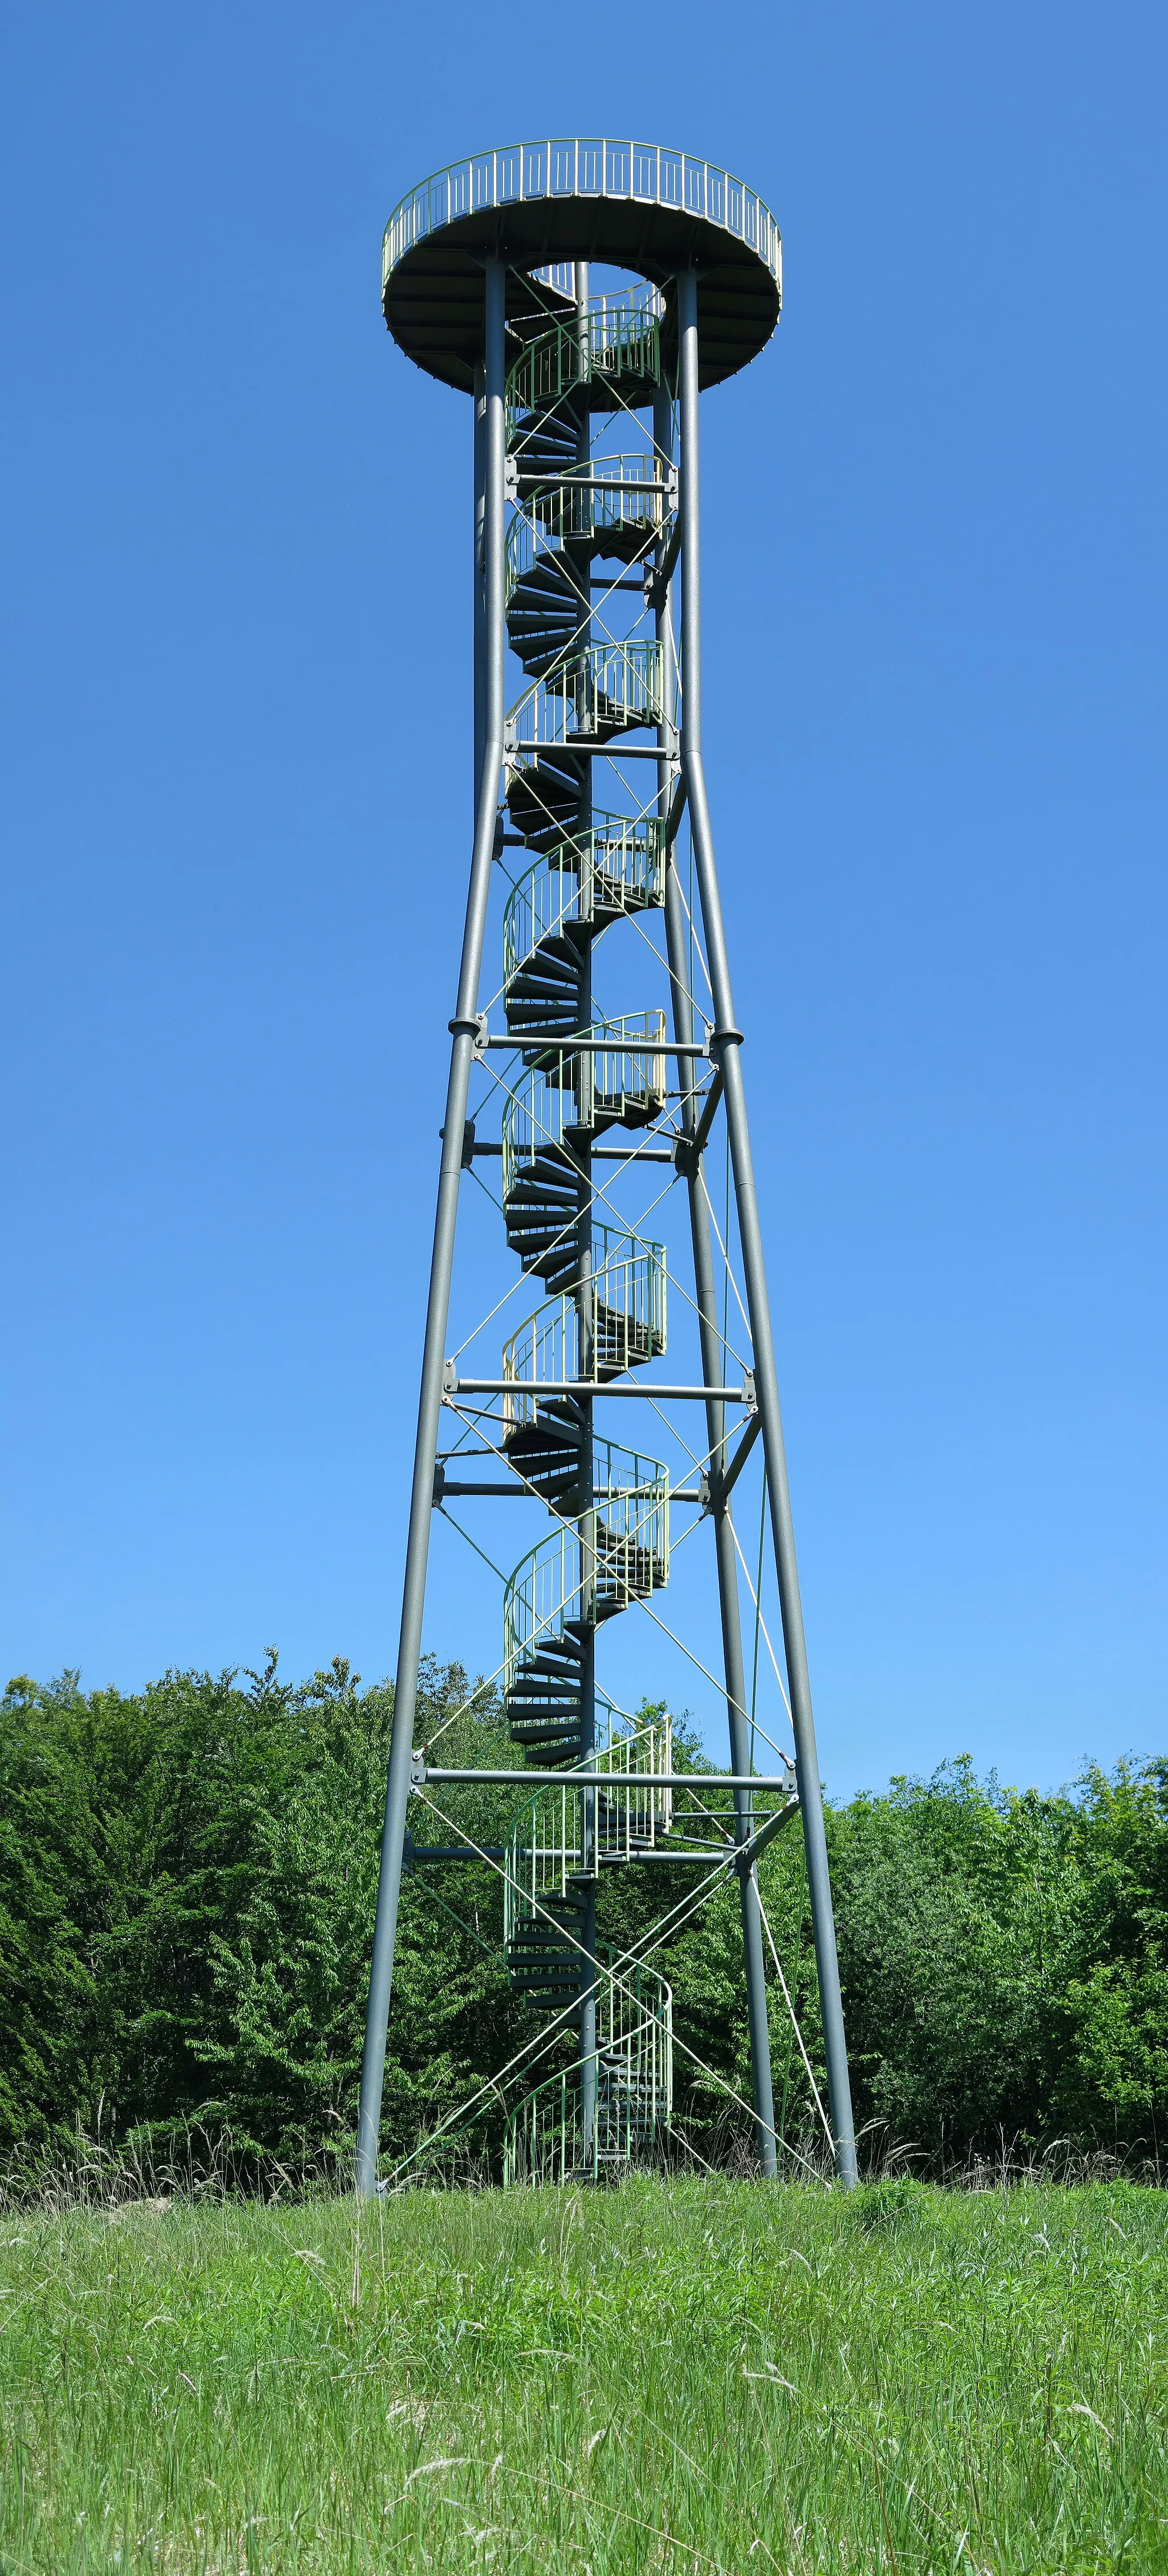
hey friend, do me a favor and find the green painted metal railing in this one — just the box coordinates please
[506,452,671,569]
[502,820,666,996]
[503,1456,669,1682]
[506,290,663,426]
[382,138,782,293]
[501,1961,674,2184]
[501,1014,668,1178]
[501,1230,666,1407]
[503,1714,674,1951]
[497,824,665,994]
[507,638,665,739]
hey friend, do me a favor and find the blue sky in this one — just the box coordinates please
[2,1,1164,1797]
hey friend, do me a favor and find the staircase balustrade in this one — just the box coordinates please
[501,1231,666,1423]
[508,638,665,740]
[507,451,671,560]
[502,819,665,997]
[506,286,663,428]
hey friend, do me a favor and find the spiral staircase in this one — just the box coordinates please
[491,286,678,2178]
[501,1707,675,2181]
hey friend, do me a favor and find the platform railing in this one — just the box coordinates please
[382,139,782,294]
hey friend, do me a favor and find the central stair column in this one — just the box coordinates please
[573,262,600,2174]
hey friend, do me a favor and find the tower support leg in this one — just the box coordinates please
[355,256,508,2200]
[675,271,858,2189]
[578,1623,598,2172]
[654,392,777,2176]
[664,861,779,2176]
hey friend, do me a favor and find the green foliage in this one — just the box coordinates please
[0,1674,106,2146]
[825,1752,1168,2158]
[1,1663,1166,2172]
[2,2180,1167,2570]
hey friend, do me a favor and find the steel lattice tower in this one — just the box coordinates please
[356,141,858,2195]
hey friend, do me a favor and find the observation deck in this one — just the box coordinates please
[382,137,782,394]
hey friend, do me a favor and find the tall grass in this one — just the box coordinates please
[1,2177,1165,2572]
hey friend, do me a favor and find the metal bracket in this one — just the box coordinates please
[734,1780,800,1876]
[717,1407,762,1507]
[472,1012,489,1062]
[431,1460,446,1506]
[409,1748,428,1790]
[504,456,518,503]
[439,1117,478,1168]
[743,1370,757,1416]
[698,1469,711,1516]
[674,1059,721,1177]
[442,1359,458,1395]
[644,505,682,609]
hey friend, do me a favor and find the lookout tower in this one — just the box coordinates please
[356,141,857,2194]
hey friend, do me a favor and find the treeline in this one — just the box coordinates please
[1,1655,1165,2177]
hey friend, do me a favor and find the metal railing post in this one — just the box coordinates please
[355,254,508,2198]
[675,269,858,2188]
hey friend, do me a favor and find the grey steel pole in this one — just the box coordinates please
[574,258,599,2176]
[472,361,486,807]
[355,256,508,2198]
[654,383,777,2178]
[675,270,858,2188]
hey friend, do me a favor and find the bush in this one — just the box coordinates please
[2,1664,1165,2172]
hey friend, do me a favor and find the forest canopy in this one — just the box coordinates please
[1,1657,1165,2177]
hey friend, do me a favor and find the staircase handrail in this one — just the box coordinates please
[501,1012,668,1174]
[501,819,666,991]
[500,1956,673,2184]
[506,287,663,428]
[506,453,672,576]
[501,1231,666,1412]
[503,1710,672,1945]
[502,1445,668,1682]
[507,638,664,740]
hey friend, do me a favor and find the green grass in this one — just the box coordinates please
[1,2179,1166,2573]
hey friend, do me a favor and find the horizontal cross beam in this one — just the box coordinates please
[509,740,672,759]
[447,1375,755,1403]
[481,1034,709,1057]
[415,1766,795,1792]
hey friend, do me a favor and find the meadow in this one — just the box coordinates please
[1,2177,1166,2574]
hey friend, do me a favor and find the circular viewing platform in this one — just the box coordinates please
[383,138,782,395]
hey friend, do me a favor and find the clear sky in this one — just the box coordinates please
[3,2,1165,1798]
